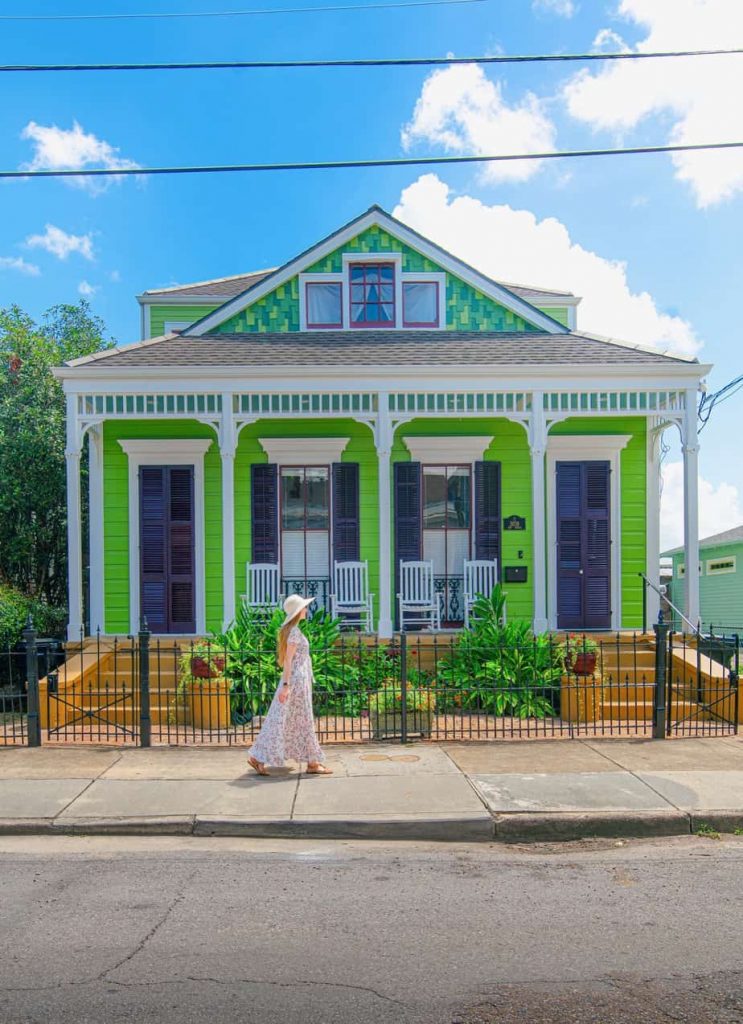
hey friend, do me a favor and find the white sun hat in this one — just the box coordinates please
[281,593,315,626]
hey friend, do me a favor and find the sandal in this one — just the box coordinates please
[248,756,270,777]
[306,764,333,775]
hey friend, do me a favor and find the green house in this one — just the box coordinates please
[54,206,709,640]
[664,525,743,632]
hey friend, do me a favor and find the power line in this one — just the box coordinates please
[699,374,743,432]
[6,139,743,180]
[4,47,743,73]
[0,0,484,21]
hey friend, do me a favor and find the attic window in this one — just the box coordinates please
[306,282,342,328]
[707,556,736,576]
[403,281,439,327]
[350,263,395,327]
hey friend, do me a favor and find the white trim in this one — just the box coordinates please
[257,437,350,463]
[188,208,567,336]
[645,421,663,627]
[163,320,194,334]
[403,435,492,463]
[88,426,105,634]
[118,438,212,634]
[706,556,736,576]
[546,434,631,631]
[682,388,701,630]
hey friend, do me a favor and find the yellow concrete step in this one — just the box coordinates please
[600,700,710,722]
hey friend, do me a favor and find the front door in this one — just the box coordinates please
[139,466,196,633]
[556,461,611,630]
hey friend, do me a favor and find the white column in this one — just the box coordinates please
[376,398,393,638]
[65,395,84,641]
[645,420,662,629]
[529,397,548,633]
[220,394,237,630]
[682,390,701,631]
[88,426,105,635]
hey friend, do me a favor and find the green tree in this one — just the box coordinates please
[0,301,114,608]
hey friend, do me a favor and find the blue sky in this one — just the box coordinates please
[1,0,742,548]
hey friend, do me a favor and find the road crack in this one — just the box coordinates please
[187,974,407,1006]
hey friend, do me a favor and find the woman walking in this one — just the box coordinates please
[247,594,333,777]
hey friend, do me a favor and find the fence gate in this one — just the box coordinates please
[665,629,739,738]
[45,637,141,744]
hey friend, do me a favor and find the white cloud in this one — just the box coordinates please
[20,120,139,195]
[26,223,94,261]
[0,255,40,276]
[533,0,576,15]
[401,65,556,183]
[661,460,743,551]
[393,174,701,356]
[78,280,97,297]
[563,0,743,207]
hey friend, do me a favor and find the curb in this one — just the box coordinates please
[493,809,691,843]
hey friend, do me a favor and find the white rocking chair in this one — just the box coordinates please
[463,559,501,629]
[240,562,280,615]
[330,560,374,632]
[398,560,441,632]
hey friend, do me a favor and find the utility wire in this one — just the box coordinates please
[4,47,743,73]
[0,0,484,21]
[6,139,743,180]
[699,374,743,431]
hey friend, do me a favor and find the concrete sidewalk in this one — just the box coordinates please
[3,737,743,842]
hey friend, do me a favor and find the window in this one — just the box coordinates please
[423,465,471,623]
[280,467,330,582]
[678,562,703,578]
[350,263,395,326]
[707,556,736,575]
[306,282,342,328]
[403,281,439,327]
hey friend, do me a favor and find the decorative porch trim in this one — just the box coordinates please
[257,437,351,463]
[402,436,493,464]
[546,434,631,632]
[118,439,212,635]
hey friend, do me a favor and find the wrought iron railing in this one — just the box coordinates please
[281,577,330,612]
[433,575,465,624]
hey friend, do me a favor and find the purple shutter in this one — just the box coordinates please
[251,463,278,563]
[583,461,611,629]
[474,461,501,571]
[556,461,610,630]
[332,462,360,563]
[394,462,422,624]
[168,467,196,633]
[140,467,168,633]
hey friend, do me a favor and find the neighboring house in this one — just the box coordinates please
[54,206,708,640]
[664,525,743,632]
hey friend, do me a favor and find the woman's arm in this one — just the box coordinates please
[278,642,297,704]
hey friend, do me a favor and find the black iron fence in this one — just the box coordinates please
[3,616,738,747]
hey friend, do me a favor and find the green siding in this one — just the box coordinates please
[393,418,534,623]
[213,224,543,334]
[670,543,743,630]
[148,304,219,338]
[535,306,569,327]
[102,420,222,634]
[235,419,378,605]
[550,417,647,629]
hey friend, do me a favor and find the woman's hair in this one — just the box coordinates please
[277,612,303,668]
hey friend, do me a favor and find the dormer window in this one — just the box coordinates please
[350,263,395,327]
[403,281,439,327]
[306,282,342,329]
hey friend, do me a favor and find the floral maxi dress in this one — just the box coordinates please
[248,626,325,768]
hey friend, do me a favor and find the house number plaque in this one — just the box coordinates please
[503,515,526,531]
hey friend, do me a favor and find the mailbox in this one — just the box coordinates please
[504,566,528,583]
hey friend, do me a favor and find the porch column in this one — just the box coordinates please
[88,425,105,634]
[376,397,393,638]
[220,394,237,631]
[529,396,548,633]
[65,394,84,641]
[682,390,701,631]
[645,419,662,629]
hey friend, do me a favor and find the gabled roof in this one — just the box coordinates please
[664,524,743,556]
[186,205,571,337]
[63,329,699,370]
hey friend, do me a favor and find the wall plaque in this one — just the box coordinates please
[503,515,526,531]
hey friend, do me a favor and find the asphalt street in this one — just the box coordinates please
[1,834,743,1024]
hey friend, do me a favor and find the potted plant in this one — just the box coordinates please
[368,685,436,739]
[560,634,599,676]
[178,643,231,729]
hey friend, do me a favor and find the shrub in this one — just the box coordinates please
[368,686,435,715]
[0,583,66,650]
